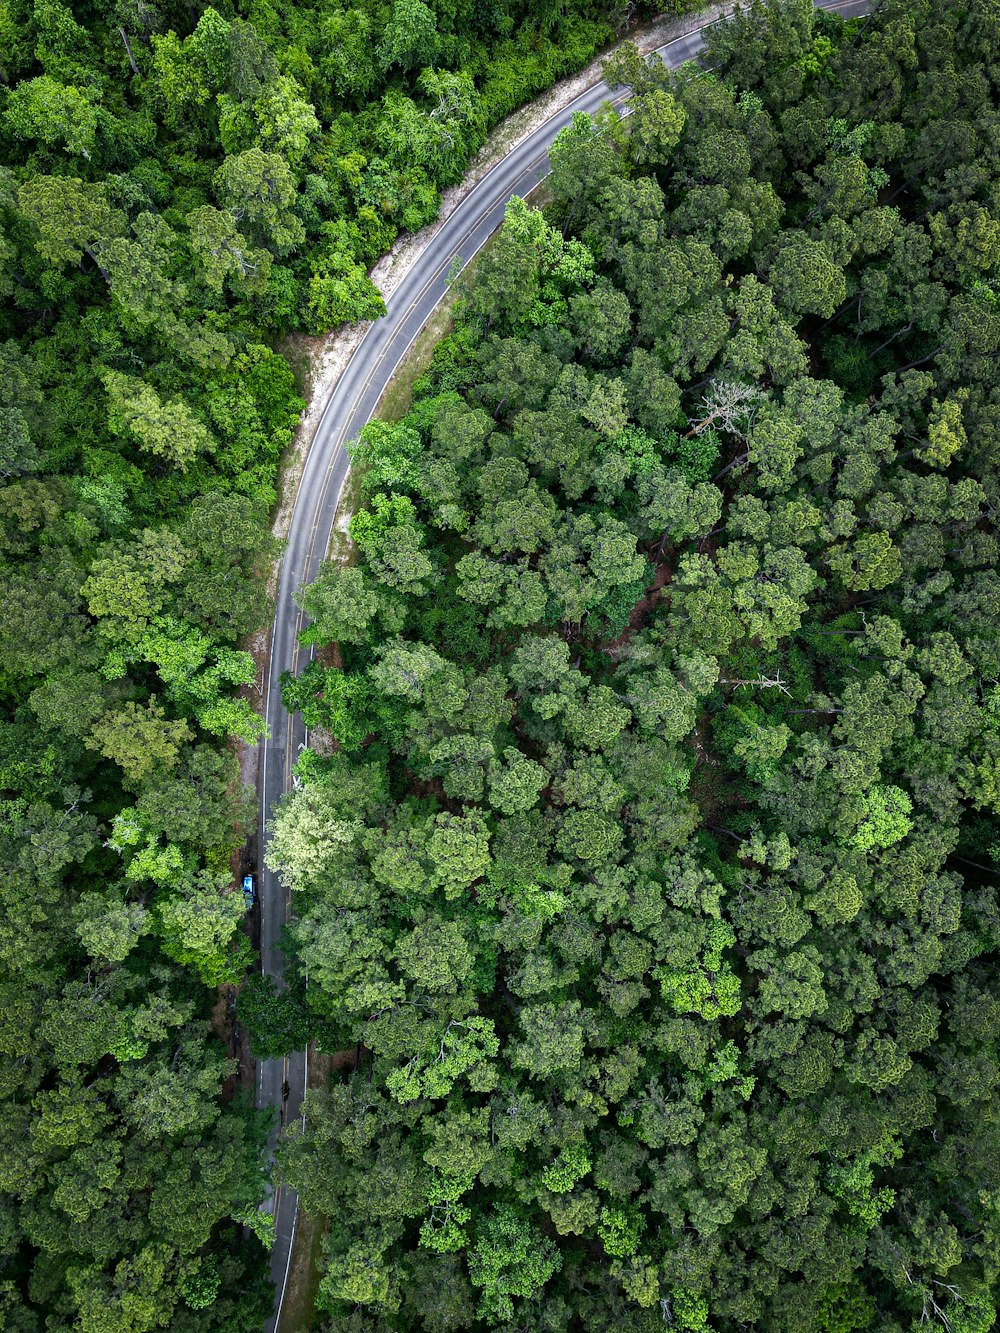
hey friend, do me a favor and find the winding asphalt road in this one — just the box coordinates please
[256,1,871,1327]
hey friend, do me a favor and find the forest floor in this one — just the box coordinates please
[605,559,675,653]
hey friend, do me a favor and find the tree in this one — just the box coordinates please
[828,531,902,592]
[387,1017,498,1103]
[30,669,107,737]
[511,1000,588,1079]
[155,874,248,985]
[237,974,314,1059]
[569,279,633,363]
[394,917,473,994]
[85,699,192,782]
[768,233,847,319]
[102,373,214,470]
[219,74,319,166]
[350,493,436,594]
[305,251,386,333]
[296,564,382,646]
[265,781,364,894]
[487,747,548,815]
[135,743,251,848]
[427,811,491,897]
[378,0,439,72]
[178,492,277,641]
[9,0,1000,1325]
[630,89,686,167]
[82,528,190,641]
[17,176,121,269]
[462,195,595,334]
[186,205,271,294]
[4,76,99,158]
[213,148,304,251]
[921,396,967,468]
[468,1206,561,1323]
[349,419,423,496]
[852,785,913,851]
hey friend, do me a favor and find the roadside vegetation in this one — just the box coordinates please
[0,0,666,1325]
[268,3,1000,1329]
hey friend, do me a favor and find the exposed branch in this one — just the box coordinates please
[118,26,140,76]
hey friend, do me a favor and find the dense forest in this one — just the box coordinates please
[0,0,648,1326]
[268,1,1000,1329]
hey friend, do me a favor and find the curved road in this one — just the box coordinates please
[256,1,871,1326]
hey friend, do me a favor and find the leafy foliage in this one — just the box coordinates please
[0,0,650,1323]
[272,4,1000,1328]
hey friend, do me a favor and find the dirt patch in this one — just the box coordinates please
[277,326,372,551]
[212,986,255,1100]
[328,1044,365,1074]
[525,177,556,211]
[324,463,364,566]
[316,642,343,670]
[602,560,675,653]
[211,989,229,1049]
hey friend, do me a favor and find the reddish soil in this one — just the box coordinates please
[213,985,255,1101]
[317,641,344,669]
[328,1044,366,1074]
[602,559,674,652]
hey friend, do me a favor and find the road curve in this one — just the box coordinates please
[256,1,871,1326]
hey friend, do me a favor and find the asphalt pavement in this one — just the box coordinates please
[255,2,871,1327]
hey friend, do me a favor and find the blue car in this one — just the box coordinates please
[242,874,256,909]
